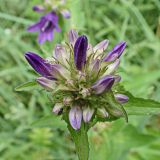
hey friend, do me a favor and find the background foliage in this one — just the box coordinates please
[0,0,160,159]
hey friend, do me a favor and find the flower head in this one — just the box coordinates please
[25,29,128,130]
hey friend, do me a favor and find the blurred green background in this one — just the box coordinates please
[0,0,160,159]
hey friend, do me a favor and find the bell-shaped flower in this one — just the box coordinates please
[74,35,88,70]
[83,107,94,123]
[36,77,56,91]
[114,94,129,104]
[69,105,82,130]
[27,11,61,44]
[103,41,126,62]
[68,29,78,45]
[52,103,63,115]
[92,75,115,94]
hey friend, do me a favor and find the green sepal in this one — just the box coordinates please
[105,91,128,122]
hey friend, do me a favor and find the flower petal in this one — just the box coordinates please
[46,30,54,41]
[83,107,94,123]
[69,106,82,130]
[103,41,126,62]
[68,29,78,45]
[92,75,115,94]
[38,31,48,44]
[27,22,41,32]
[74,35,88,70]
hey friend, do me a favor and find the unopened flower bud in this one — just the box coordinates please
[74,35,88,71]
[83,107,94,123]
[105,59,120,75]
[52,103,63,115]
[69,106,82,130]
[92,75,115,94]
[93,39,109,54]
[68,29,78,46]
[97,108,109,118]
[103,41,126,62]
[36,77,55,91]
[63,97,72,105]
[114,94,129,104]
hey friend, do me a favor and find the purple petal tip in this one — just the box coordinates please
[74,35,88,70]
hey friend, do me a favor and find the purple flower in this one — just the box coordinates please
[114,94,129,104]
[83,107,94,123]
[103,41,126,62]
[92,75,115,94]
[74,35,88,70]
[28,11,61,44]
[69,106,82,130]
[36,77,55,91]
[25,52,54,79]
[68,29,78,45]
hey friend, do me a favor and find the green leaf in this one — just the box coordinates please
[15,81,38,91]
[124,92,160,115]
[31,115,67,129]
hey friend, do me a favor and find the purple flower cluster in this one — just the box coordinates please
[25,29,128,130]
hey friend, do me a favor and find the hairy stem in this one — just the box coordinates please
[68,122,89,160]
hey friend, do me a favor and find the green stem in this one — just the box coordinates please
[68,122,89,160]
